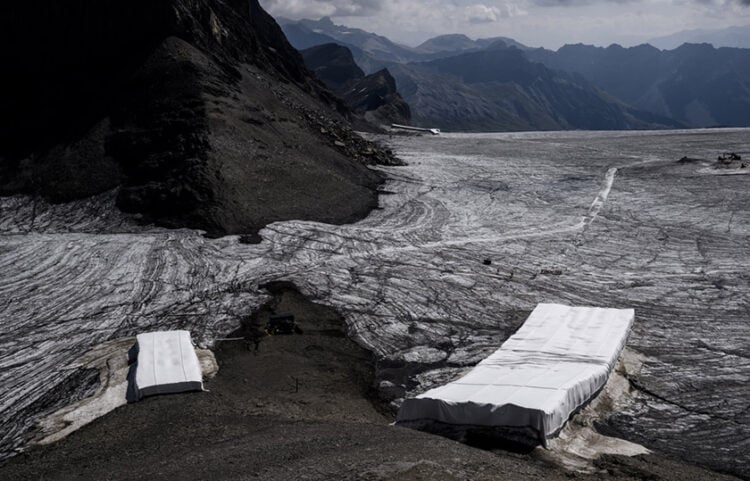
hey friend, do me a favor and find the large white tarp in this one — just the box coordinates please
[396,303,634,444]
[133,330,204,400]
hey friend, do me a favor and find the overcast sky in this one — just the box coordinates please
[259,0,750,48]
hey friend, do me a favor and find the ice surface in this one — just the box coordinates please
[1,128,749,476]
[397,303,634,444]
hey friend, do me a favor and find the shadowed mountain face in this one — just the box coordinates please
[343,69,412,126]
[301,43,367,91]
[527,43,750,128]
[301,44,411,126]
[0,1,397,236]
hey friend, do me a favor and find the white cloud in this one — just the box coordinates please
[465,5,502,23]
[463,3,525,23]
[261,0,382,19]
[261,0,750,48]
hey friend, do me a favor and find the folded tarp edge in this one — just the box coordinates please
[396,303,635,446]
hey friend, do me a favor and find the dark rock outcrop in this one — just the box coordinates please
[0,1,398,236]
[301,43,367,92]
[301,44,411,126]
[343,69,411,126]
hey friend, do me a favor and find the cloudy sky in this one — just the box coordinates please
[259,0,750,48]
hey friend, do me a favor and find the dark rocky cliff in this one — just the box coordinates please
[300,43,366,91]
[0,0,397,236]
[301,43,411,126]
[342,69,411,126]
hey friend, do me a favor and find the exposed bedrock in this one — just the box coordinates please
[0,0,398,236]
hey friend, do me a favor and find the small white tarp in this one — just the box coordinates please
[396,303,634,444]
[133,330,204,400]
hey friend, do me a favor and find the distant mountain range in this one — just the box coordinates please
[648,25,750,50]
[280,17,750,131]
[278,17,529,65]
[278,16,424,64]
[414,33,530,54]
[527,43,750,128]
[389,47,679,131]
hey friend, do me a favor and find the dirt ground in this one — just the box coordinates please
[0,285,741,481]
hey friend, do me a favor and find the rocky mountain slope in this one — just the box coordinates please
[527,42,750,128]
[301,43,411,126]
[0,0,397,237]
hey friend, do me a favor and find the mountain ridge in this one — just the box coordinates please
[393,47,681,131]
[278,17,683,131]
[648,25,750,50]
[526,42,750,128]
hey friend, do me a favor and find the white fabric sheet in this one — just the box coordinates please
[134,330,204,399]
[396,303,634,444]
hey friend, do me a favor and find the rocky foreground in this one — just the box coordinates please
[0,285,740,481]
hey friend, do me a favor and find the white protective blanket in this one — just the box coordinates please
[134,330,204,400]
[396,303,634,444]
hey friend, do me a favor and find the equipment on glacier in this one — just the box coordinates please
[391,123,441,135]
[716,152,747,169]
[718,152,741,163]
[396,303,634,447]
[266,313,299,335]
[128,330,204,401]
